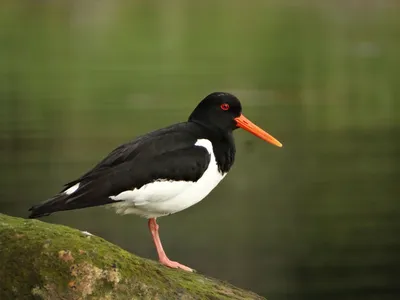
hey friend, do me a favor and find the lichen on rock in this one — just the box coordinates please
[0,213,265,299]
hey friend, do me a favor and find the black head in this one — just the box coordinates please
[188,92,242,132]
[189,92,283,147]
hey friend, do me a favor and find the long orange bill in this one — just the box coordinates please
[234,114,283,148]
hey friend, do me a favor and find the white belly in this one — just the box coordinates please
[110,139,226,218]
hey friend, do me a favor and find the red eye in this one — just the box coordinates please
[220,103,230,111]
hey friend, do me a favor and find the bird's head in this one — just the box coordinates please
[189,92,282,147]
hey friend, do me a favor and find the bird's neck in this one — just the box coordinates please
[214,132,236,174]
[191,121,236,174]
[189,120,231,137]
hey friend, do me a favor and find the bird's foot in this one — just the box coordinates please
[159,257,193,272]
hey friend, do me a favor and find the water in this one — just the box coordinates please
[1,1,399,299]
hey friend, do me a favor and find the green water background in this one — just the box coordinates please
[1,1,399,299]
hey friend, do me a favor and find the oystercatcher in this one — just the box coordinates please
[28,92,282,272]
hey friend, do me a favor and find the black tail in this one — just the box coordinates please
[28,194,70,218]
[28,183,119,218]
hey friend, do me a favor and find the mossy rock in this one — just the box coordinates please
[0,214,265,300]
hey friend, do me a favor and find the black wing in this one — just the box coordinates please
[61,122,198,189]
[28,123,211,218]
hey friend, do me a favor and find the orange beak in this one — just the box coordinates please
[235,114,282,148]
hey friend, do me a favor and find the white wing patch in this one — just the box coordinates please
[194,138,213,153]
[111,138,226,218]
[64,183,80,195]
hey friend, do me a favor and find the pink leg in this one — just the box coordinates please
[148,218,193,272]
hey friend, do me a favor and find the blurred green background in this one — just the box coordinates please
[1,1,399,299]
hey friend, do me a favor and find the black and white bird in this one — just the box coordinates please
[29,92,282,272]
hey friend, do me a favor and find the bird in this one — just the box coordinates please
[28,92,282,272]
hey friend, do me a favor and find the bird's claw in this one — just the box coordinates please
[159,258,194,272]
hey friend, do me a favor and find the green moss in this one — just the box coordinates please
[0,214,265,300]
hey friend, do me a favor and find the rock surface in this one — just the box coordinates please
[0,213,265,300]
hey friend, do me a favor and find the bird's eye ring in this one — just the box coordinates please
[220,103,230,111]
